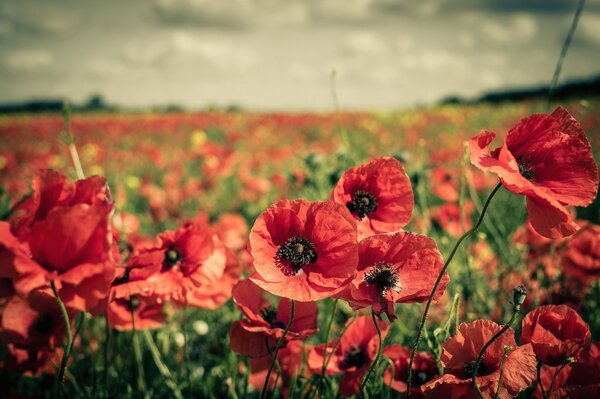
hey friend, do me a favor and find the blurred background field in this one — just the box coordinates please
[1,97,599,397]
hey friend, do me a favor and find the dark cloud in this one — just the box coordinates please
[0,0,598,109]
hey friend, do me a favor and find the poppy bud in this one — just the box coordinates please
[513,285,528,307]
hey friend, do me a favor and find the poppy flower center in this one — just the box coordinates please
[364,262,400,293]
[414,370,430,387]
[259,306,285,329]
[277,236,318,270]
[113,268,131,285]
[462,358,488,377]
[32,314,54,334]
[347,190,378,219]
[163,247,182,268]
[127,296,141,311]
[341,346,367,369]
[517,156,536,181]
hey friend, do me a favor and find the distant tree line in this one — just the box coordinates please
[440,73,600,105]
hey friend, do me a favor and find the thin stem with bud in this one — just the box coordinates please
[406,182,503,397]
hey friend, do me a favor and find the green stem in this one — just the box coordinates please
[51,281,74,399]
[381,356,395,399]
[545,362,569,399]
[359,309,383,397]
[132,329,149,399]
[305,315,355,399]
[1,192,32,221]
[407,183,502,397]
[548,0,586,101]
[493,346,511,399]
[313,299,338,397]
[537,361,547,399]
[142,330,184,399]
[104,313,110,399]
[472,304,521,399]
[260,300,295,399]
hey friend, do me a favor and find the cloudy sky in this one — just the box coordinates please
[1,0,599,110]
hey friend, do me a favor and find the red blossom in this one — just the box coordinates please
[470,107,599,238]
[248,199,358,302]
[336,232,447,320]
[422,320,537,398]
[330,157,414,239]
[308,315,389,397]
[521,304,591,366]
[229,279,318,357]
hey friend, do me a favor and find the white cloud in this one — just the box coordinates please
[170,32,258,70]
[87,59,128,77]
[5,49,53,71]
[481,13,538,44]
[122,42,171,64]
[342,31,387,56]
[579,14,600,44]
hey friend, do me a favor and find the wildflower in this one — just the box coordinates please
[337,232,447,320]
[331,157,414,239]
[521,305,591,366]
[248,199,358,301]
[470,107,599,238]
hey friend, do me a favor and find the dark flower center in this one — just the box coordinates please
[347,190,378,219]
[463,359,488,377]
[113,268,131,286]
[414,371,430,387]
[32,314,54,334]
[277,236,318,270]
[163,247,182,268]
[341,346,367,369]
[259,306,285,329]
[127,296,141,311]
[517,156,536,181]
[364,262,400,293]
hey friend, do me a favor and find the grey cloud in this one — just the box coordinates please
[0,0,81,36]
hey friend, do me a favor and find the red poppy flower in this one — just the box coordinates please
[229,279,318,357]
[337,232,447,320]
[431,166,459,202]
[0,205,115,315]
[562,224,600,282]
[107,295,166,331]
[533,361,600,399]
[381,344,438,397]
[470,107,599,238]
[330,157,414,239]
[214,213,249,251]
[248,199,358,302]
[129,223,226,302]
[521,304,591,366]
[3,344,63,376]
[1,291,75,350]
[9,169,111,235]
[308,315,390,397]
[181,248,242,310]
[421,320,537,399]
[431,202,474,238]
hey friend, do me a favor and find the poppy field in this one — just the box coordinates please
[0,99,599,399]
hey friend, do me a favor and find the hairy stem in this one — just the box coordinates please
[472,303,521,399]
[359,309,383,397]
[51,281,74,399]
[260,300,295,399]
[407,182,502,397]
[548,0,586,100]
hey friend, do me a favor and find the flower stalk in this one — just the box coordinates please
[51,281,74,399]
[260,300,295,399]
[407,182,502,397]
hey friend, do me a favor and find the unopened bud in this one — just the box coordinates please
[512,285,528,306]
